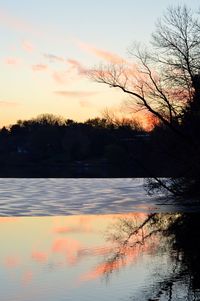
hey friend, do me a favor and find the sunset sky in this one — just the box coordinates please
[0,0,199,127]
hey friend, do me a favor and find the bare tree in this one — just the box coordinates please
[89,5,200,197]
[90,5,200,133]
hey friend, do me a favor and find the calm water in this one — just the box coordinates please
[0,178,198,216]
[0,213,198,301]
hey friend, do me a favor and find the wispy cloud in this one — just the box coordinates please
[44,53,65,63]
[32,64,48,71]
[54,90,97,98]
[76,40,125,64]
[67,59,87,74]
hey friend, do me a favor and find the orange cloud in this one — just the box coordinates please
[77,40,125,64]
[32,64,48,71]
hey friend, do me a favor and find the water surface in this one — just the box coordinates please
[0,213,198,301]
[0,178,198,216]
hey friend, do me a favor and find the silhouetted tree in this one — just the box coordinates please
[91,6,200,130]
[90,5,200,197]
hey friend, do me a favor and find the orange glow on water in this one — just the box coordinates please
[31,251,48,263]
[0,213,161,288]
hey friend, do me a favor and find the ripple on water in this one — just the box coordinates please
[0,178,198,216]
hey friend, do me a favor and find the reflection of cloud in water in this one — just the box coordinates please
[52,237,82,265]
[79,214,161,282]
[1,213,198,301]
[31,251,48,263]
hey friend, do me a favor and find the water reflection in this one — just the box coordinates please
[0,213,200,300]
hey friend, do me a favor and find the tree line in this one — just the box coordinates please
[0,113,178,178]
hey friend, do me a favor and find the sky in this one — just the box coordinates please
[0,0,199,127]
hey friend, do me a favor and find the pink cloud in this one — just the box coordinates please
[47,58,87,84]
[32,64,48,71]
[52,71,68,84]
[76,41,125,64]
[22,40,35,52]
[67,59,87,74]
[54,90,97,98]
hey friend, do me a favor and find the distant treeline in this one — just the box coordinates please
[0,113,180,177]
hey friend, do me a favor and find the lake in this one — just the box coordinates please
[0,178,199,216]
[0,178,199,301]
[1,213,200,301]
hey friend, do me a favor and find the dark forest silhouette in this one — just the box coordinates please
[0,113,161,177]
[0,100,199,190]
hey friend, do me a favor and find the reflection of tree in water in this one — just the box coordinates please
[101,213,200,301]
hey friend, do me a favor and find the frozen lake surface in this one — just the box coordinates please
[0,178,199,216]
